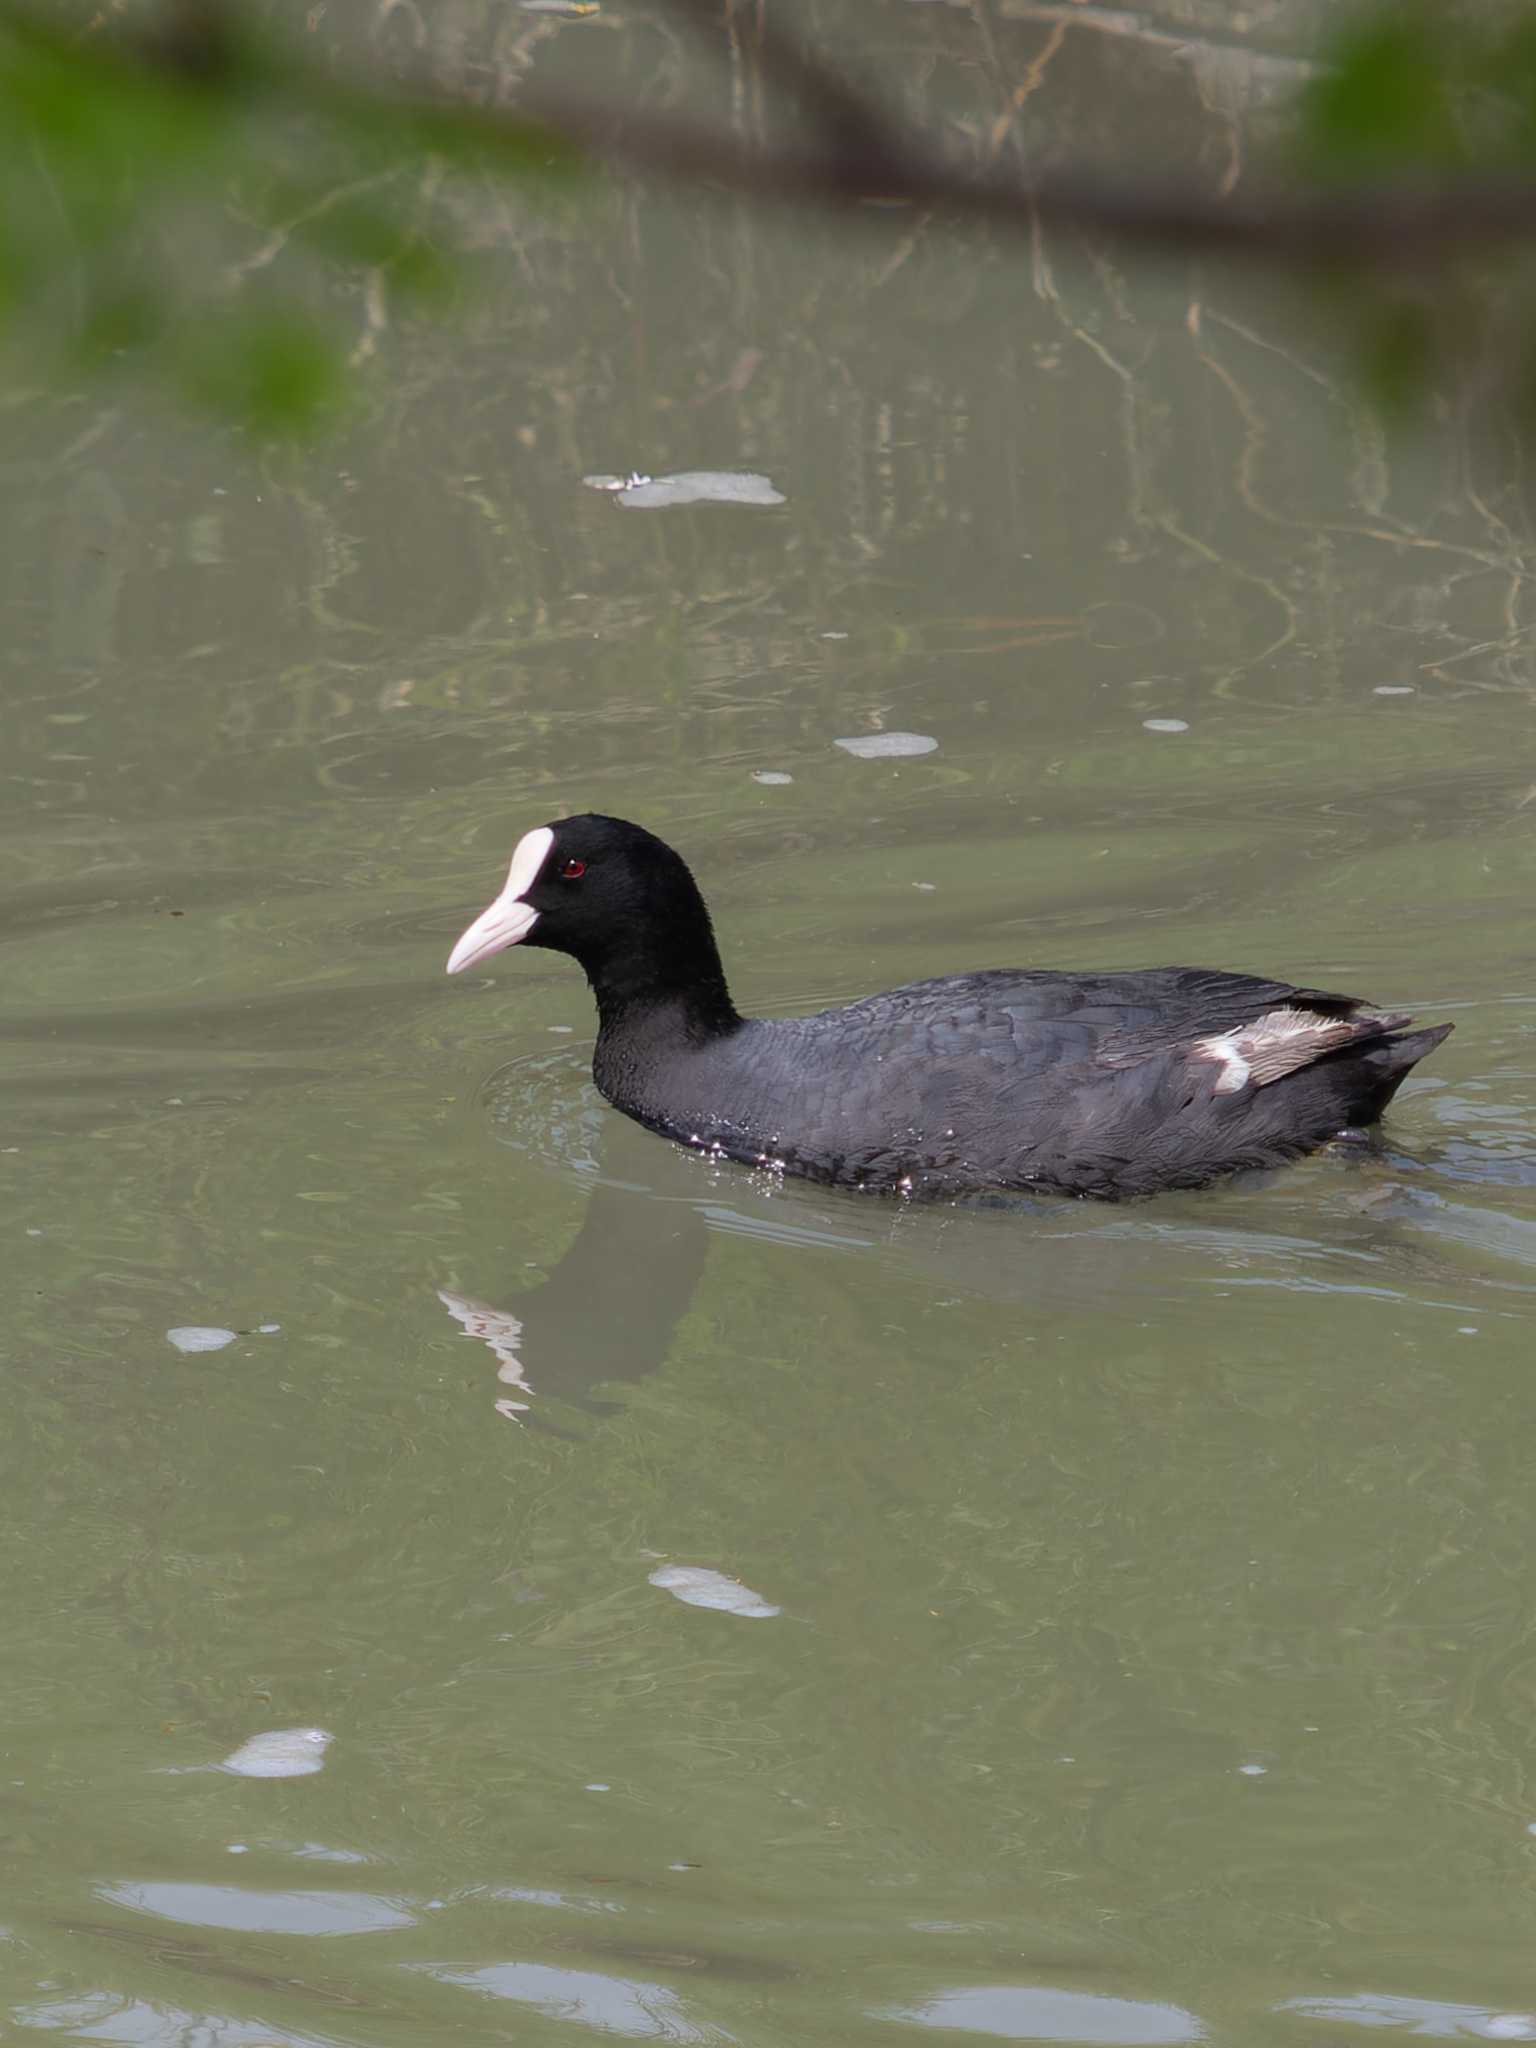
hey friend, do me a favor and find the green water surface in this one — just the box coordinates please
[3,2,1536,2043]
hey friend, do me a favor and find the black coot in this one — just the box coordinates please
[446,814,1451,1201]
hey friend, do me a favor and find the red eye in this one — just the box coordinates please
[560,858,586,880]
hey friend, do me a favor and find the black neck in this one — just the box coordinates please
[581,923,741,1046]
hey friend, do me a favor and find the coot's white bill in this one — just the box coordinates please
[446,826,553,974]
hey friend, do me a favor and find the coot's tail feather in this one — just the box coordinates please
[1343,1020,1454,1121]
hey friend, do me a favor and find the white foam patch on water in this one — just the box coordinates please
[102,1879,409,1936]
[583,469,785,508]
[884,1986,1205,2042]
[649,1564,781,1617]
[420,1960,711,2038]
[834,732,938,759]
[1280,1994,1536,2040]
[219,1728,333,1779]
[167,1326,238,1353]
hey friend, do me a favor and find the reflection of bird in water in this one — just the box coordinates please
[437,1173,708,1421]
[437,1121,1536,1428]
[437,1289,535,1421]
[446,813,1452,1202]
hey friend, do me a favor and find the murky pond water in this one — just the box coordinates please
[4,2,1536,2043]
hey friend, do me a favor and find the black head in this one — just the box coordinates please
[446,814,737,1029]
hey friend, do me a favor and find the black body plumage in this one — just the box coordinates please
[447,814,1451,1202]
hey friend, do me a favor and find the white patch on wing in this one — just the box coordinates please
[1196,1006,1361,1094]
[1198,1034,1252,1094]
[446,825,554,974]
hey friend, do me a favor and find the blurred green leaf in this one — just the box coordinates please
[1289,1,1536,423]
[0,0,585,429]
[383,236,458,302]
[248,176,457,300]
[1300,10,1465,173]
[1,16,225,165]
[175,310,344,435]
[5,0,1532,436]
[1480,18,1536,160]
[0,217,42,316]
